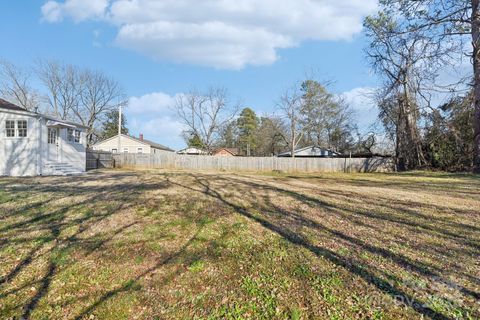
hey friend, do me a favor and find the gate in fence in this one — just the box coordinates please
[86,150,114,170]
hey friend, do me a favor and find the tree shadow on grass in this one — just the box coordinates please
[72,227,202,320]
[0,173,172,319]
[225,174,480,251]
[21,262,56,319]
[220,174,480,300]
[72,205,231,319]
[1,171,478,319]
[286,173,480,199]
[165,172,478,320]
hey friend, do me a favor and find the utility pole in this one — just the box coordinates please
[118,105,122,153]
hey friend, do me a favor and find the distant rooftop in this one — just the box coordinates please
[127,134,174,152]
[277,145,341,157]
[94,134,174,152]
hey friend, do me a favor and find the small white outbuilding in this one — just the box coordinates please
[0,99,87,176]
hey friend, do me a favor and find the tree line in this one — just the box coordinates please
[0,59,127,146]
[2,58,369,157]
[3,0,479,174]
[175,82,376,157]
[364,0,479,172]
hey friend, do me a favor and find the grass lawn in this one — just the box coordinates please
[0,170,479,319]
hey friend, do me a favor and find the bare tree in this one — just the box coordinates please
[370,1,478,171]
[300,80,355,152]
[175,87,238,152]
[0,59,40,111]
[363,12,446,170]
[278,85,304,158]
[37,60,82,120]
[37,62,126,146]
[73,69,127,146]
[256,115,289,156]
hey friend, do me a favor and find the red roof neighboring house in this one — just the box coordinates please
[213,148,239,157]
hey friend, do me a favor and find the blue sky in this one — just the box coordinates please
[0,0,380,149]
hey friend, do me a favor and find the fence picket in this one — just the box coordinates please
[112,152,393,173]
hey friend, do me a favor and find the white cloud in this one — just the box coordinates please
[126,92,186,150]
[41,1,63,22]
[41,0,109,23]
[116,21,291,69]
[128,92,177,114]
[41,0,378,69]
[341,87,378,131]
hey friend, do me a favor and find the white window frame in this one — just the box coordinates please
[137,147,143,154]
[67,128,74,142]
[5,120,15,137]
[123,147,129,153]
[74,130,81,143]
[111,148,118,153]
[48,128,57,144]
[17,120,27,137]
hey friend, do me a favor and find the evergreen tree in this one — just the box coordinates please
[236,107,259,156]
[187,133,205,149]
[100,110,128,140]
[219,121,238,148]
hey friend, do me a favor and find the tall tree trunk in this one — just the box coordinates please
[472,0,480,173]
[291,126,296,158]
[396,97,407,171]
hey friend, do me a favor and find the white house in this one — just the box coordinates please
[92,134,173,154]
[176,147,209,155]
[0,99,87,176]
[277,146,341,158]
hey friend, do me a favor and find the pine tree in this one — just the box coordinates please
[101,110,129,140]
[237,108,259,156]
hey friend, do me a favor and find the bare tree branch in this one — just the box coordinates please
[0,59,40,111]
[175,87,238,152]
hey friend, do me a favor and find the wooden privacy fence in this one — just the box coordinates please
[86,150,114,170]
[113,152,394,173]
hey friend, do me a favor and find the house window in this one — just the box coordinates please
[137,147,143,154]
[74,130,81,143]
[123,147,129,153]
[111,148,118,153]
[48,128,57,144]
[67,128,74,142]
[62,128,81,143]
[5,121,15,137]
[17,120,27,137]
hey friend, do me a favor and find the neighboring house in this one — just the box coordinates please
[0,99,87,176]
[177,147,208,155]
[212,148,239,157]
[92,134,173,154]
[277,146,341,158]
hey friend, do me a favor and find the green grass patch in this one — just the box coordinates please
[0,171,478,320]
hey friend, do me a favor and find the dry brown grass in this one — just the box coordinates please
[0,169,479,319]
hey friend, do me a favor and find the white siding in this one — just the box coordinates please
[54,125,86,173]
[0,112,40,176]
[0,109,87,176]
[92,135,152,154]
